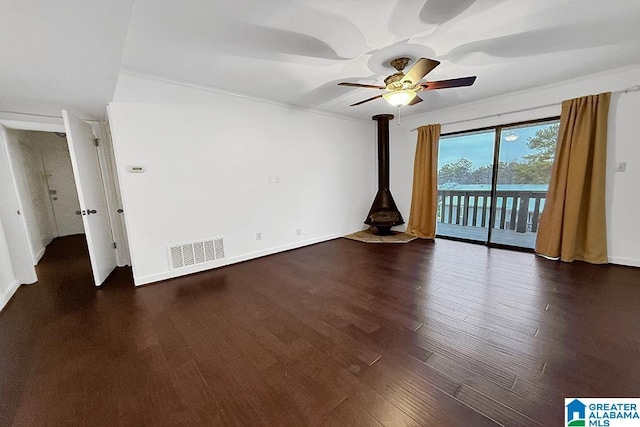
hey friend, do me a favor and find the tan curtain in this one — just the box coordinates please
[406,124,441,239]
[535,92,611,263]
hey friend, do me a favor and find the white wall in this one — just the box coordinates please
[606,87,640,267]
[391,64,640,267]
[109,74,375,285]
[4,130,57,263]
[0,216,19,312]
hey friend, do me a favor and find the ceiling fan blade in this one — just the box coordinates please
[402,58,440,85]
[338,82,385,90]
[350,94,384,106]
[408,95,423,106]
[420,76,477,90]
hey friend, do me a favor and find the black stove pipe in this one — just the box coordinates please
[375,114,392,191]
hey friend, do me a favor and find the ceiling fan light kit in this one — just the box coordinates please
[383,89,417,107]
[338,56,476,108]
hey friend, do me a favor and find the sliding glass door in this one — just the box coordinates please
[489,120,559,248]
[437,129,496,242]
[436,118,559,250]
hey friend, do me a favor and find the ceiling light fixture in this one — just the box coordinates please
[383,89,417,107]
[504,132,519,142]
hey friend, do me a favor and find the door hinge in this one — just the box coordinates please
[94,138,100,147]
[113,242,117,249]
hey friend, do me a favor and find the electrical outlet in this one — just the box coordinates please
[256,232,262,240]
[296,228,302,236]
[616,162,627,172]
[274,175,280,183]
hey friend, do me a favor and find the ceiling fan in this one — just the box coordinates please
[338,57,476,107]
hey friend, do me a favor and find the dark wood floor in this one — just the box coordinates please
[2,235,640,426]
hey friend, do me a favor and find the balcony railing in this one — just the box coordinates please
[437,190,547,233]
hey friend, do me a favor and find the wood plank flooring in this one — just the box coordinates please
[1,234,640,426]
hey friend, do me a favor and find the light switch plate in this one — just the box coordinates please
[127,165,146,173]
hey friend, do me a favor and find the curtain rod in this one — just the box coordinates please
[410,85,640,131]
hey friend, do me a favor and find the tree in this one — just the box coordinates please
[469,164,493,184]
[512,123,559,184]
[438,158,473,187]
[437,123,559,187]
[438,159,520,187]
[524,123,559,163]
[496,161,518,184]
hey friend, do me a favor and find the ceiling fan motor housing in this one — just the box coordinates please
[384,72,404,86]
[385,57,421,90]
[389,57,411,72]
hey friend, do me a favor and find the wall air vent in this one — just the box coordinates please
[168,237,225,269]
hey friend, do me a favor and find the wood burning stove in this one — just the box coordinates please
[364,114,404,235]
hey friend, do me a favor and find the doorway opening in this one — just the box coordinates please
[4,129,88,267]
[0,115,130,295]
[436,117,560,250]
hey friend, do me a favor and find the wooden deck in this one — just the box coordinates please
[2,235,640,425]
[437,222,538,248]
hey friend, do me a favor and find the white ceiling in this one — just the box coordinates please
[2,0,640,121]
[0,0,135,120]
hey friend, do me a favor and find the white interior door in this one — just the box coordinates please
[62,111,116,286]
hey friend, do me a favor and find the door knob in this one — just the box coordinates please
[87,209,97,215]
[75,210,82,215]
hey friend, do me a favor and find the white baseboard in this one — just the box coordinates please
[0,280,20,312]
[608,256,640,268]
[31,237,56,265]
[33,246,46,264]
[134,233,343,286]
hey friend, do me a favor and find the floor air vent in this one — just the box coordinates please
[169,238,224,269]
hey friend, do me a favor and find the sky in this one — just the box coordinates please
[438,121,558,169]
